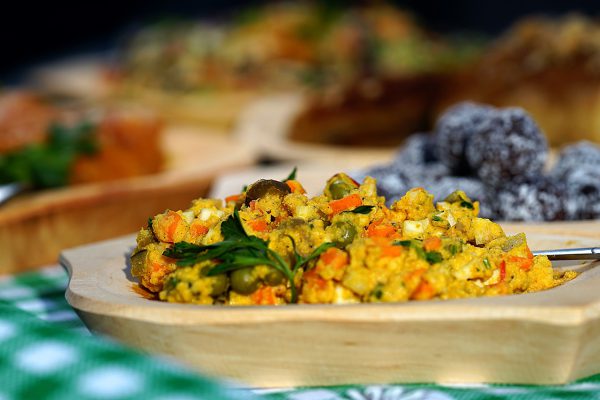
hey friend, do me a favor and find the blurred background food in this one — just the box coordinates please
[2,0,600,271]
[0,91,163,189]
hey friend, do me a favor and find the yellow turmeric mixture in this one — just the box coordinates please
[130,172,576,305]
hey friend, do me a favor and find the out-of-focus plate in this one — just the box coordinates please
[0,126,257,274]
[61,227,600,388]
[233,94,396,167]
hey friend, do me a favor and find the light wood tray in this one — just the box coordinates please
[0,126,257,274]
[60,225,600,388]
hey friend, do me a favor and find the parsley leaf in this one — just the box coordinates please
[344,205,374,214]
[0,121,98,189]
[425,251,443,264]
[283,166,297,181]
[163,210,334,303]
[460,200,474,210]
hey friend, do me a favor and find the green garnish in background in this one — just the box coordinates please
[163,210,334,303]
[0,121,98,189]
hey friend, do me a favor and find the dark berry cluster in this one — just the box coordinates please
[360,102,600,221]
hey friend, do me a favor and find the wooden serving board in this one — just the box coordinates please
[0,126,257,274]
[60,226,600,388]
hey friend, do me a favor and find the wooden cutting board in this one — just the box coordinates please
[0,126,258,274]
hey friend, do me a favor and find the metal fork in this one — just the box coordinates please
[532,247,600,261]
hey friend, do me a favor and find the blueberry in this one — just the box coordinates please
[466,107,548,188]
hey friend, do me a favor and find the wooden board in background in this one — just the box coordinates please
[0,126,258,274]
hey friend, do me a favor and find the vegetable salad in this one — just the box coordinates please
[131,172,576,305]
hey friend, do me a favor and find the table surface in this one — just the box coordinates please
[1,265,600,400]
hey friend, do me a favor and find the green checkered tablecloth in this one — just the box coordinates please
[1,266,600,400]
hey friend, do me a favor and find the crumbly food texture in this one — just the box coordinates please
[131,173,576,306]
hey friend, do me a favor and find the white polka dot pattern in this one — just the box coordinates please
[14,341,78,374]
[0,320,17,342]
[77,366,143,398]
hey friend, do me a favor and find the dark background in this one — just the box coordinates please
[1,0,598,83]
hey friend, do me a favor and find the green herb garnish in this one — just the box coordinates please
[483,258,492,269]
[447,242,462,256]
[147,217,154,230]
[344,205,374,215]
[283,166,297,181]
[431,215,443,222]
[371,283,384,300]
[460,201,474,210]
[393,239,442,264]
[164,276,180,290]
[163,210,334,303]
[425,251,443,264]
[0,121,98,188]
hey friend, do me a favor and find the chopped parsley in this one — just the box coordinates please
[344,205,374,214]
[164,210,334,303]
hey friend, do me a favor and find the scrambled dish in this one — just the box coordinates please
[131,172,575,305]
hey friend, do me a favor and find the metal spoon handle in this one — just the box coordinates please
[0,183,26,205]
[532,247,600,260]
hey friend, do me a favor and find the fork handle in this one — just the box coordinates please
[532,247,600,260]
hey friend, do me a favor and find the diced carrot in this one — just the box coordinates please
[423,237,442,252]
[406,268,426,282]
[366,219,398,238]
[151,262,163,272]
[498,260,506,282]
[225,193,242,203]
[405,268,427,294]
[526,247,534,259]
[286,180,306,194]
[411,280,435,300]
[320,248,349,269]
[152,210,184,243]
[381,245,403,258]
[329,194,362,215]
[247,219,269,232]
[251,286,276,305]
[506,255,533,271]
[191,223,209,236]
[303,268,327,290]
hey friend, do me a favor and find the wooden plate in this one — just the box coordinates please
[60,225,600,388]
[0,126,257,274]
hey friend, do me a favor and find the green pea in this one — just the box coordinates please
[230,267,260,295]
[210,274,229,296]
[328,180,354,200]
[264,268,285,286]
[333,221,357,247]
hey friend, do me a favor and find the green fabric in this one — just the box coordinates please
[0,268,255,400]
[2,266,600,400]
